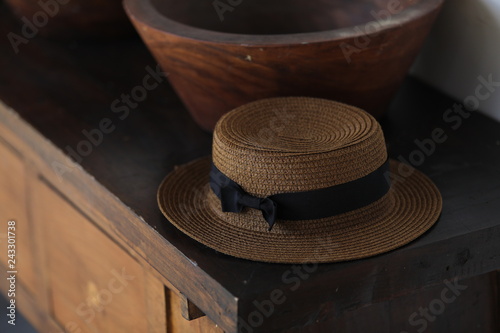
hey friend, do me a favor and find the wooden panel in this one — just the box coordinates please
[166,288,224,333]
[33,178,148,333]
[145,271,167,333]
[0,139,37,297]
[283,273,498,333]
[0,263,65,333]
[180,293,205,321]
[495,270,500,331]
[144,265,224,333]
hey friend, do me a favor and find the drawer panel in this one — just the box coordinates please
[33,179,148,333]
[0,139,37,297]
[165,288,224,333]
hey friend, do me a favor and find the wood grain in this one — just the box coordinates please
[0,263,65,333]
[496,270,500,332]
[282,273,498,333]
[0,139,38,298]
[34,177,149,333]
[166,288,224,333]
[180,293,206,321]
[145,271,168,333]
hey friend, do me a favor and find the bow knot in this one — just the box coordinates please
[219,182,278,231]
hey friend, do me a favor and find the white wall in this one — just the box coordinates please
[412,0,500,122]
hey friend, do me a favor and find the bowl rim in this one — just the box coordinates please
[124,0,445,45]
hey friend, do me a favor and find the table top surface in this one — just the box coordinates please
[1,4,500,332]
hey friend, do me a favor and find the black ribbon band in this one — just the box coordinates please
[210,161,391,231]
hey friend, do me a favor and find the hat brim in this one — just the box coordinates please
[158,157,442,263]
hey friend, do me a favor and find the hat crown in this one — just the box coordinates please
[212,97,387,197]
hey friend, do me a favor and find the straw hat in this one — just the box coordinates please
[158,97,442,263]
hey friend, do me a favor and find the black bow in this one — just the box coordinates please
[210,167,278,230]
[220,182,278,231]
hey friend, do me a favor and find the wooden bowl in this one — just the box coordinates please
[5,0,132,40]
[125,0,445,131]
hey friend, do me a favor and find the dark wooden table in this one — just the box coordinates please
[0,3,499,332]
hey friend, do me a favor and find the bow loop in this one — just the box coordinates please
[218,181,278,230]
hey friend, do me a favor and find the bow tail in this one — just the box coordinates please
[260,198,278,231]
[219,183,279,231]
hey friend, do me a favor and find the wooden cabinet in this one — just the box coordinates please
[0,124,225,333]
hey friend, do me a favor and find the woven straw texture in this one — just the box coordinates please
[158,97,442,263]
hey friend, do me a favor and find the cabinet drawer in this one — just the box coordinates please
[0,139,37,297]
[165,288,224,333]
[33,179,149,333]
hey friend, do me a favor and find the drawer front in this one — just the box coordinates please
[33,179,148,333]
[0,139,37,296]
[165,288,224,333]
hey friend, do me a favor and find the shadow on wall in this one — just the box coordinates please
[411,0,500,122]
